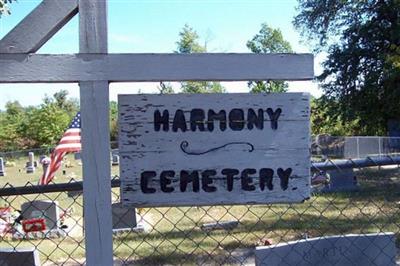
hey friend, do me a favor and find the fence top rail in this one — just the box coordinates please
[314,136,400,139]
[1,155,399,197]
[0,179,120,197]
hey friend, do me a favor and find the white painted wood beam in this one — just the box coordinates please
[0,0,78,53]
[0,53,314,82]
[79,0,113,265]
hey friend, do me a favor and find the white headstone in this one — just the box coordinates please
[40,156,50,177]
[255,233,396,266]
[0,157,5,176]
[21,200,60,231]
[112,154,119,166]
[26,152,35,174]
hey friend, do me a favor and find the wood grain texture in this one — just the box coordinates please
[79,0,113,265]
[0,0,78,53]
[119,93,311,207]
[0,53,314,82]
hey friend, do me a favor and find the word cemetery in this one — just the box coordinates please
[119,93,310,207]
[140,167,293,194]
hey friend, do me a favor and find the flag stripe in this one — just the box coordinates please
[39,112,81,185]
[59,138,81,144]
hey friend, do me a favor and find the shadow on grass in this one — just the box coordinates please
[113,208,400,264]
[117,249,253,266]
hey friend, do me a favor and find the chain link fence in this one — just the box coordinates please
[0,153,399,265]
[312,135,400,159]
[0,147,52,161]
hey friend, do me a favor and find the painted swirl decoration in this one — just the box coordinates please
[180,141,254,155]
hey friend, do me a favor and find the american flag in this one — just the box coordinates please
[39,112,81,185]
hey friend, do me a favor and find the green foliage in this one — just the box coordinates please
[0,91,80,151]
[110,101,118,142]
[294,0,400,135]
[247,23,292,54]
[158,82,175,94]
[249,80,288,93]
[176,24,225,93]
[180,81,225,94]
[52,90,79,115]
[247,23,293,93]
[175,24,206,54]
[20,103,71,148]
[0,101,26,151]
[0,0,14,17]
[311,96,363,136]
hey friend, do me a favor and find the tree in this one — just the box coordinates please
[109,101,118,143]
[52,90,79,116]
[4,101,23,116]
[176,24,206,54]
[247,23,293,93]
[20,103,71,148]
[294,0,400,135]
[0,0,14,17]
[158,82,175,94]
[176,24,225,93]
[179,81,225,94]
[311,96,361,136]
[0,101,28,151]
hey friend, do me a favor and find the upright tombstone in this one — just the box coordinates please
[26,152,35,174]
[21,200,60,231]
[40,156,50,176]
[321,168,358,192]
[255,233,396,266]
[74,152,82,160]
[112,154,120,166]
[0,247,41,266]
[0,157,5,176]
[119,93,311,207]
[111,203,140,232]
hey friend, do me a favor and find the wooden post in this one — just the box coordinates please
[79,0,113,265]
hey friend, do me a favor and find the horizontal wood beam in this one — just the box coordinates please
[0,53,314,83]
[0,0,78,53]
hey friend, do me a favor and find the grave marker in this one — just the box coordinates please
[255,233,396,266]
[39,156,50,176]
[322,168,358,192]
[119,93,311,207]
[67,190,83,198]
[26,152,35,174]
[0,157,5,176]
[74,152,81,160]
[21,200,60,231]
[111,203,140,232]
[112,154,120,166]
[0,247,41,266]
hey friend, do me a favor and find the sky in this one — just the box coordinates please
[0,0,323,110]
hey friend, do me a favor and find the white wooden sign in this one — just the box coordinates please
[119,93,310,207]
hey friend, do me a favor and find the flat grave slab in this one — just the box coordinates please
[255,233,396,266]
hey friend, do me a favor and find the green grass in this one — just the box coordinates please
[1,156,400,265]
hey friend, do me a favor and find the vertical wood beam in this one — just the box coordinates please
[78,0,113,265]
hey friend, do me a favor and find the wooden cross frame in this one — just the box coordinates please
[0,1,314,265]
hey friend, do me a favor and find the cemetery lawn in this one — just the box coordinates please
[0,156,399,265]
